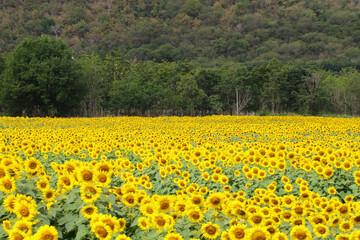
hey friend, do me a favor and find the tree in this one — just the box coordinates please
[1,36,86,116]
[79,53,106,116]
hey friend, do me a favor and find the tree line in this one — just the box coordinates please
[1,36,360,117]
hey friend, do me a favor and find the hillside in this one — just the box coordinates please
[1,0,360,64]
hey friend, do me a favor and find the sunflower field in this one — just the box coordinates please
[0,116,360,240]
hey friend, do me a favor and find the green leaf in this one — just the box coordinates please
[37,213,50,225]
[108,193,116,205]
[58,213,78,226]
[75,224,89,240]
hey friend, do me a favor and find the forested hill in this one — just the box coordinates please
[1,0,360,64]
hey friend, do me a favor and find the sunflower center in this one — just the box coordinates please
[20,208,29,217]
[4,182,12,189]
[96,227,108,238]
[98,175,107,182]
[295,231,307,240]
[252,231,266,240]
[86,208,94,214]
[252,216,262,223]
[156,218,165,226]
[342,223,350,229]
[63,179,70,186]
[340,206,348,214]
[318,227,325,234]
[211,197,220,205]
[206,226,216,235]
[294,220,303,225]
[234,229,245,238]
[13,233,24,240]
[161,202,169,210]
[126,196,134,203]
[82,171,93,181]
[294,207,303,214]
[191,212,200,219]
[29,163,37,169]
[44,233,54,240]
[103,220,114,231]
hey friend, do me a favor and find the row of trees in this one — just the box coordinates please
[1,37,360,117]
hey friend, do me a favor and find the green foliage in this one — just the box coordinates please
[1,0,360,65]
[1,36,86,116]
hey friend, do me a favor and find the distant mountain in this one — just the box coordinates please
[1,0,360,64]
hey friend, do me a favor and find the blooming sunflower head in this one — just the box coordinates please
[33,225,59,240]
[81,204,99,219]
[201,222,221,240]
[290,225,312,240]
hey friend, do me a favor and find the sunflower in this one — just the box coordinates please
[115,234,132,240]
[33,225,59,240]
[151,213,172,230]
[13,220,33,236]
[290,225,312,240]
[164,232,184,240]
[138,217,150,230]
[118,218,126,233]
[3,194,17,213]
[248,212,265,227]
[272,232,288,240]
[100,214,121,233]
[42,188,56,202]
[2,220,11,233]
[57,175,73,190]
[94,171,112,188]
[14,200,37,221]
[246,226,271,240]
[352,214,360,225]
[328,187,337,195]
[140,203,157,217]
[292,205,305,217]
[91,221,113,240]
[189,194,205,206]
[313,224,329,238]
[0,176,17,194]
[284,183,293,193]
[24,158,41,173]
[36,178,50,191]
[330,217,341,228]
[157,196,173,213]
[201,222,221,240]
[77,165,94,183]
[81,204,99,219]
[186,207,204,223]
[266,225,279,236]
[339,220,353,232]
[8,229,26,240]
[80,184,101,204]
[0,166,7,179]
[234,170,241,177]
[338,204,350,217]
[206,193,224,209]
[291,218,305,227]
[350,230,360,240]
[228,224,246,239]
[335,234,350,240]
[122,193,138,208]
